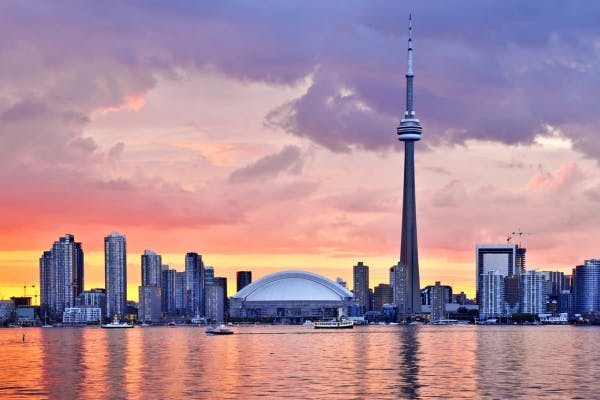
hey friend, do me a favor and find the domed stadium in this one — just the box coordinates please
[230,270,354,321]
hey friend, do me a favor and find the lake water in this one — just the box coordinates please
[1,325,598,399]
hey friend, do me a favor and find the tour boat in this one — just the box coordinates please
[206,324,234,335]
[101,316,133,329]
[314,319,354,329]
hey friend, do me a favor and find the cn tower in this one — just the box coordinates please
[396,15,422,317]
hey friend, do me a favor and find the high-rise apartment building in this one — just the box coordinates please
[541,271,566,298]
[39,234,84,318]
[236,271,252,293]
[204,266,215,286]
[572,259,600,316]
[476,244,524,304]
[213,277,228,315]
[161,267,177,315]
[373,283,393,311]
[504,275,520,315]
[76,288,107,318]
[430,281,447,322]
[175,271,186,315]
[205,284,224,323]
[105,232,127,319]
[185,253,204,317]
[141,250,162,287]
[480,271,504,319]
[353,262,370,315]
[520,270,546,315]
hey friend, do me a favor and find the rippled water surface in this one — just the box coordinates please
[1,325,598,399]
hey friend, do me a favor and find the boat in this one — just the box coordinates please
[314,320,354,329]
[206,324,234,335]
[431,319,460,325]
[101,316,133,329]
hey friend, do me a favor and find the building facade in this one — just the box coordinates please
[161,267,177,315]
[353,261,370,315]
[572,259,600,316]
[40,234,84,318]
[373,283,393,311]
[476,244,523,305]
[236,271,252,292]
[105,232,127,319]
[185,252,204,317]
[480,271,505,319]
[205,284,225,323]
[520,270,546,315]
[138,286,162,323]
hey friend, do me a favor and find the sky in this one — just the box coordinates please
[1,1,600,301]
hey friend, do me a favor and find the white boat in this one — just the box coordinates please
[206,324,234,335]
[101,317,133,329]
[314,320,354,329]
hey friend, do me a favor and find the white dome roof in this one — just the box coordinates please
[232,270,353,302]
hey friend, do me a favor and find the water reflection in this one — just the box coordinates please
[1,325,599,399]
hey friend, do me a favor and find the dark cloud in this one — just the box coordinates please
[229,145,304,182]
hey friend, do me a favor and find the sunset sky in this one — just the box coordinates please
[1,1,600,302]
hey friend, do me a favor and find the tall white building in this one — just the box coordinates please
[105,232,127,319]
[476,244,525,304]
[520,270,546,315]
[480,271,505,318]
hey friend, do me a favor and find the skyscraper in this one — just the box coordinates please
[141,250,162,287]
[475,244,523,304]
[161,267,177,315]
[39,234,84,318]
[185,252,204,317]
[213,277,228,316]
[572,259,600,316]
[480,271,505,319]
[353,261,370,315]
[236,271,252,293]
[520,270,546,315]
[104,232,127,319]
[396,16,422,317]
[175,271,186,315]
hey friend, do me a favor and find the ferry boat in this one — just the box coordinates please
[206,324,234,335]
[314,319,354,329]
[101,316,133,329]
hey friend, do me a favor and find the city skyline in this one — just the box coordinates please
[2,2,600,301]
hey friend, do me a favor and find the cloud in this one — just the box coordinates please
[525,162,583,193]
[229,145,304,182]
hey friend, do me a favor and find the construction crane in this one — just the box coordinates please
[511,228,531,247]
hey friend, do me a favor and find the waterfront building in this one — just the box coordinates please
[76,289,106,318]
[161,267,177,315]
[541,271,566,298]
[373,283,393,311]
[480,271,505,319]
[396,16,422,318]
[104,232,127,319]
[175,271,186,315]
[62,307,102,324]
[504,275,520,315]
[141,250,162,287]
[475,244,523,304]
[39,234,84,318]
[572,259,600,316]
[213,277,228,315]
[205,284,225,323]
[230,271,354,321]
[520,270,546,315]
[430,281,447,322]
[39,251,53,314]
[138,286,162,323]
[236,271,252,292]
[421,284,452,306]
[353,262,370,315]
[390,262,407,312]
[185,252,204,317]
[0,300,15,323]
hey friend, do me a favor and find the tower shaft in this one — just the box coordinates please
[400,140,421,315]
